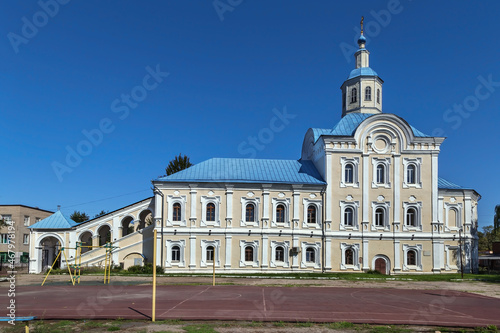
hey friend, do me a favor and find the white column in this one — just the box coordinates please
[261,234,268,268]
[393,239,401,272]
[325,153,332,224]
[190,186,197,222]
[362,239,369,270]
[225,186,233,228]
[393,155,401,228]
[292,189,300,227]
[224,235,232,268]
[189,235,196,268]
[154,190,162,219]
[112,216,120,241]
[155,232,161,266]
[438,196,444,231]
[362,154,369,223]
[262,187,270,228]
[292,236,299,268]
[325,238,332,269]
[431,153,439,224]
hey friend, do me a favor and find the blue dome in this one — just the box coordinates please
[347,67,378,80]
[358,34,367,45]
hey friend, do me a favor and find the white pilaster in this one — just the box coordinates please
[154,191,162,219]
[225,186,233,228]
[224,235,232,268]
[292,189,300,227]
[431,153,439,224]
[362,154,369,223]
[325,237,332,269]
[393,155,401,226]
[189,235,196,268]
[393,239,401,272]
[325,153,332,223]
[292,236,299,268]
[261,234,269,268]
[190,186,197,221]
[362,239,369,271]
[262,187,270,229]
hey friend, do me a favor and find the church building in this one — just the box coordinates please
[29,28,480,275]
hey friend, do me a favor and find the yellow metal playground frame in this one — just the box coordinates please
[41,241,118,286]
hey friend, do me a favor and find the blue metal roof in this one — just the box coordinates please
[347,67,379,80]
[311,113,430,142]
[438,177,464,190]
[28,210,80,229]
[156,158,326,185]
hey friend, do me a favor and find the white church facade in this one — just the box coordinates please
[29,29,480,275]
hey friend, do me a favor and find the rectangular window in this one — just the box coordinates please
[3,215,12,223]
[35,217,41,223]
[206,247,214,262]
[172,247,180,262]
[24,216,30,226]
[0,234,8,244]
[23,234,29,244]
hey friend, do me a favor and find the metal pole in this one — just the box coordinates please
[152,229,157,322]
[459,229,464,279]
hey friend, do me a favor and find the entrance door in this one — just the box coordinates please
[375,258,387,275]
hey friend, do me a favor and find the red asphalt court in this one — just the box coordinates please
[5,284,500,328]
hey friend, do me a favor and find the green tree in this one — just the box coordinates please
[494,205,500,237]
[94,210,108,218]
[478,226,495,252]
[70,211,89,222]
[165,154,193,176]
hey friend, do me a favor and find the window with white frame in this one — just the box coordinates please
[444,203,463,231]
[200,240,220,267]
[201,196,221,227]
[240,197,260,227]
[339,201,359,230]
[24,216,30,226]
[167,195,187,226]
[340,157,359,188]
[371,202,390,230]
[372,158,391,188]
[3,215,12,223]
[239,240,259,267]
[365,86,372,101]
[0,234,8,244]
[402,244,422,271]
[445,245,459,270]
[340,243,360,270]
[402,158,422,188]
[300,242,321,268]
[350,87,357,103]
[23,234,29,244]
[403,202,422,231]
[270,241,290,268]
[165,240,186,267]
[302,198,322,229]
[271,197,290,227]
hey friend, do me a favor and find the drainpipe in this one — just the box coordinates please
[321,187,326,273]
[153,186,164,269]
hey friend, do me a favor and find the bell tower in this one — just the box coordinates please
[340,17,384,117]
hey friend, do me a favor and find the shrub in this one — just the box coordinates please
[127,263,163,274]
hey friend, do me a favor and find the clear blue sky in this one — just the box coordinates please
[1,1,498,229]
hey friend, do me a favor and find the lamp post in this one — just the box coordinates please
[459,228,464,279]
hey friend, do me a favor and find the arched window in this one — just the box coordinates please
[407,164,416,184]
[171,246,180,262]
[375,208,384,227]
[276,204,285,223]
[377,89,381,104]
[206,203,215,221]
[407,250,416,266]
[245,204,255,222]
[173,203,181,222]
[344,207,354,226]
[206,246,214,262]
[351,87,357,103]
[345,248,354,265]
[450,208,460,228]
[406,208,417,227]
[376,164,385,184]
[305,247,315,263]
[307,205,317,224]
[345,163,354,184]
[365,86,372,100]
[245,246,253,262]
[275,246,284,262]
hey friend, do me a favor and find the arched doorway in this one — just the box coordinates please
[373,255,390,275]
[39,236,61,271]
[98,225,111,246]
[79,231,93,254]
